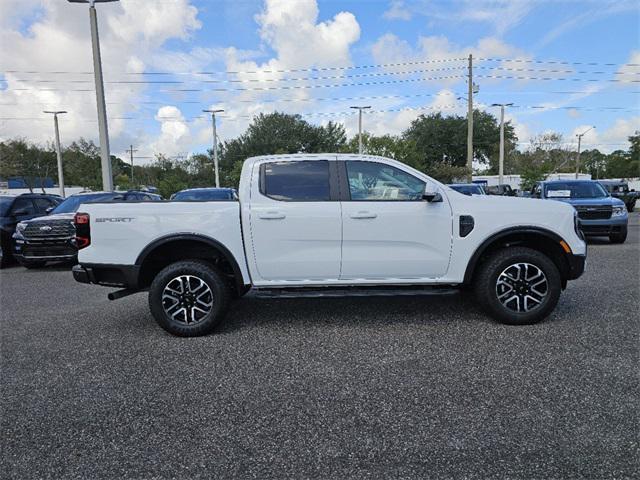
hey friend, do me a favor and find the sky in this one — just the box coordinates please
[0,0,638,165]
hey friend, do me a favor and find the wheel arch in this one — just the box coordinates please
[463,227,572,288]
[136,233,248,295]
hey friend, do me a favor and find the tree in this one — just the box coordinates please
[403,110,516,172]
[0,139,57,192]
[221,112,347,186]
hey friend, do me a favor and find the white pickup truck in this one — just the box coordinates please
[73,154,586,336]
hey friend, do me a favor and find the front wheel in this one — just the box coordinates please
[609,228,627,244]
[474,247,562,325]
[148,260,231,337]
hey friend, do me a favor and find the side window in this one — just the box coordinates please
[11,198,36,215]
[261,161,331,201]
[346,161,425,201]
[33,198,54,213]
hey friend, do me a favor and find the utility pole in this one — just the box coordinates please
[491,103,513,185]
[350,106,371,154]
[466,54,473,182]
[44,110,67,197]
[125,145,137,185]
[575,126,595,179]
[67,0,119,191]
[203,109,224,187]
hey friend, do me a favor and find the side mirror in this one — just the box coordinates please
[422,191,443,203]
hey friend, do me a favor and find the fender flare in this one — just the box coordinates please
[463,226,568,284]
[136,233,247,293]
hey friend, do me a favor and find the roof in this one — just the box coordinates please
[540,179,599,184]
[245,153,395,163]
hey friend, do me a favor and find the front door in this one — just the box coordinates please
[340,160,452,281]
[248,159,342,283]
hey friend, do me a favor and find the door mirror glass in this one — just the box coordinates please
[422,191,443,203]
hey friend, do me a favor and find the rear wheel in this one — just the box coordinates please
[149,260,231,337]
[474,247,562,325]
[609,227,627,244]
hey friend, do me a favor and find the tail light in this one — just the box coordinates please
[74,212,91,249]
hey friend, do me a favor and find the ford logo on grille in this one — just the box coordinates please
[39,226,53,232]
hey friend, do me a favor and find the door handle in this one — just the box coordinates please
[258,211,286,220]
[350,211,377,219]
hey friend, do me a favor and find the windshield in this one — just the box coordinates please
[172,189,235,201]
[52,193,116,214]
[0,196,13,217]
[545,182,608,199]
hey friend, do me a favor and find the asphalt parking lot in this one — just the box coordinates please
[2,214,639,479]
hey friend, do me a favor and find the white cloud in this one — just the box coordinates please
[569,118,638,153]
[148,106,193,157]
[383,1,412,21]
[107,0,200,46]
[616,50,640,85]
[0,0,205,162]
[208,0,362,142]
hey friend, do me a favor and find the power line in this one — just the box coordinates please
[1,66,469,85]
[477,74,639,83]
[476,58,640,67]
[1,74,469,93]
[0,57,467,76]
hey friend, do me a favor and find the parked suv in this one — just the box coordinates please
[13,190,161,268]
[0,193,62,268]
[598,180,638,212]
[531,180,628,243]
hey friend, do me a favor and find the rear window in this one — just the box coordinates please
[52,193,117,214]
[261,161,330,201]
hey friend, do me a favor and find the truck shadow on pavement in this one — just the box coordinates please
[217,292,490,334]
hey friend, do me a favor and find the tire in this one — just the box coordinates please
[609,228,627,244]
[22,261,47,269]
[0,245,7,269]
[148,260,231,337]
[474,247,562,325]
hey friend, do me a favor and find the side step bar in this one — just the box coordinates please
[252,285,460,299]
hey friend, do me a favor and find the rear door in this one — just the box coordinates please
[339,160,452,280]
[248,159,342,283]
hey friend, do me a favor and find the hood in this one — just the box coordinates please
[21,213,75,224]
[546,196,624,207]
[448,189,576,215]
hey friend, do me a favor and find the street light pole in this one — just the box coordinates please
[203,109,224,187]
[44,111,67,197]
[575,126,595,179]
[68,0,119,191]
[491,103,513,186]
[350,106,371,154]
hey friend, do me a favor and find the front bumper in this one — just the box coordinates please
[13,235,77,262]
[565,253,586,280]
[579,216,628,236]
